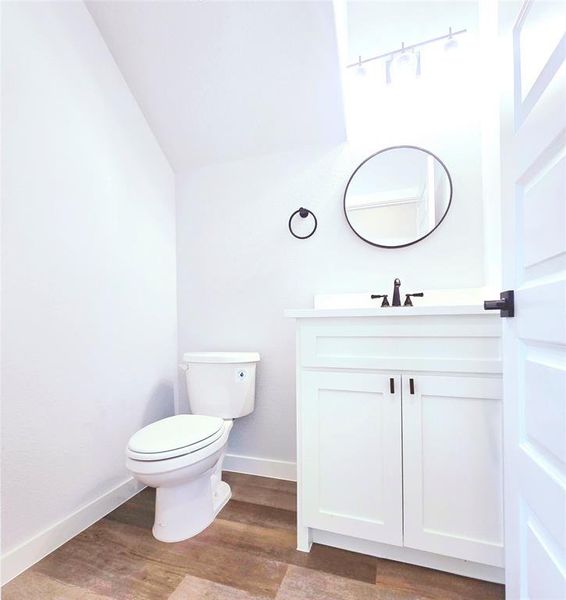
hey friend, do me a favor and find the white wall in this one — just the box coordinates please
[1,1,176,579]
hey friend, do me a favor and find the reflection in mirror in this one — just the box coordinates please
[344,146,452,248]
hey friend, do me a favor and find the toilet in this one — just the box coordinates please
[126,351,260,542]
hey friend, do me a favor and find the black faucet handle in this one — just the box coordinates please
[371,294,390,307]
[404,292,424,307]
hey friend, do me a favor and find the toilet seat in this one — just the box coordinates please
[127,415,226,461]
[127,420,233,477]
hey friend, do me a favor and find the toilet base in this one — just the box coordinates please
[213,480,231,515]
[152,471,231,543]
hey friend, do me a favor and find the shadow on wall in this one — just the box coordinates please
[73,381,176,509]
[142,381,176,426]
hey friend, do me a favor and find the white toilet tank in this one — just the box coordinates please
[181,352,260,419]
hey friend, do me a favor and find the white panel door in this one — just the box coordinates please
[499,1,566,597]
[300,371,403,546]
[403,374,504,567]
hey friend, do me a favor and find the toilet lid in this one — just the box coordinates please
[128,415,224,458]
[183,351,260,364]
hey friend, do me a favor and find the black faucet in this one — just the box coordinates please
[392,278,402,306]
[371,278,424,307]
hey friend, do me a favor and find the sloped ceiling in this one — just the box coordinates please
[86,0,346,171]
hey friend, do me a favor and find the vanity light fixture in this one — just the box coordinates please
[348,26,465,83]
[385,56,393,85]
[444,27,459,52]
[387,45,421,84]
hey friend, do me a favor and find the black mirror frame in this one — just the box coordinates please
[343,145,453,249]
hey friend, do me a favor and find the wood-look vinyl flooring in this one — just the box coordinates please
[3,472,505,599]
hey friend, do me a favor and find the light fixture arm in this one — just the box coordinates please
[346,27,466,69]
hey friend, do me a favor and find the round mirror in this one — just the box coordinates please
[344,146,452,248]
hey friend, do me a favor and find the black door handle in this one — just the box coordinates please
[390,378,395,394]
[484,290,515,317]
[409,378,415,395]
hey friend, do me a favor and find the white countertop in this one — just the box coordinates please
[285,305,493,318]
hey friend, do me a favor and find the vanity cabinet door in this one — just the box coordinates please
[402,374,504,567]
[300,371,403,546]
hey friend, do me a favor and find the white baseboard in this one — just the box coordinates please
[224,453,296,482]
[1,477,144,586]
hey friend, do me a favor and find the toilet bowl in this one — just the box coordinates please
[126,352,260,542]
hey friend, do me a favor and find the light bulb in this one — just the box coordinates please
[444,27,458,52]
[445,37,458,51]
[390,49,419,84]
[355,55,366,76]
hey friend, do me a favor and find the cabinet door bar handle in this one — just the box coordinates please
[390,378,395,394]
[409,378,415,395]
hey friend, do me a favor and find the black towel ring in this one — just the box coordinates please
[288,207,317,239]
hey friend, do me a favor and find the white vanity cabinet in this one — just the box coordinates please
[402,374,503,567]
[300,371,403,546]
[287,306,504,583]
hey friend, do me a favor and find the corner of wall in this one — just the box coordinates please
[479,0,502,289]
